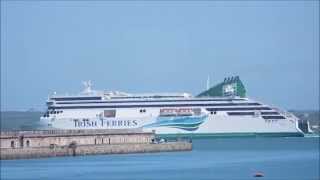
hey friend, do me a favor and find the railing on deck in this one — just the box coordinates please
[0,128,146,137]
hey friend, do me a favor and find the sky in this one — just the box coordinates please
[1,1,319,111]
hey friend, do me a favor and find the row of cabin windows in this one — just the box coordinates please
[49,110,63,114]
[43,110,63,117]
[44,108,147,118]
[51,97,102,101]
[227,112,280,116]
[112,96,187,99]
[210,111,279,118]
[49,105,270,110]
[57,101,253,105]
[262,116,286,119]
[212,111,281,116]
[43,109,278,118]
[10,140,30,148]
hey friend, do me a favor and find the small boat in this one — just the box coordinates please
[253,172,264,177]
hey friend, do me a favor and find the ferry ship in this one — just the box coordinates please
[39,77,307,137]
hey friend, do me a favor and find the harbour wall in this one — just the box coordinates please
[0,129,192,160]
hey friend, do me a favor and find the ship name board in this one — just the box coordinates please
[73,119,138,128]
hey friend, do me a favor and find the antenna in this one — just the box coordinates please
[206,75,210,90]
[82,80,93,94]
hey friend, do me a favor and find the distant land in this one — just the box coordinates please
[289,110,320,133]
[1,111,319,133]
[1,111,42,130]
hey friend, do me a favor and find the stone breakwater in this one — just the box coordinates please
[0,129,192,160]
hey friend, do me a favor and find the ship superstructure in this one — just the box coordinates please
[39,78,305,137]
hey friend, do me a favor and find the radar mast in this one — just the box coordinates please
[82,80,93,94]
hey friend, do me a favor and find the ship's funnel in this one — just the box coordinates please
[197,76,246,97]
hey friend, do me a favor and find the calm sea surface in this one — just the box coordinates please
[1,137,319,180]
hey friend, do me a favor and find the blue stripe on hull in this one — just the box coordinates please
[143,115,207,131]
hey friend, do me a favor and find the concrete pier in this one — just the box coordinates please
[0,129,192,160]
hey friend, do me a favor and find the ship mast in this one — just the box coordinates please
[82,80,93,94]
[206,75,210,90]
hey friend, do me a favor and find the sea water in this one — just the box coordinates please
[1,137,319,180]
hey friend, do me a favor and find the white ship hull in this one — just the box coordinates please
[38,79,305,137]
[39,108,303,137]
